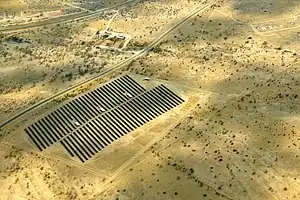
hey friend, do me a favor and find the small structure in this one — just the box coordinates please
[91,12,132,50]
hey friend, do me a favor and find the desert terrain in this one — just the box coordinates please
[1,0,300,200]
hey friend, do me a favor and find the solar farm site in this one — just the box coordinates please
[0,73,201,175]
[1,73,203,180]
[0,73,205,191]
[24,75,185,163]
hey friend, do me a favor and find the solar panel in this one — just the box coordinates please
[24,76,184,162]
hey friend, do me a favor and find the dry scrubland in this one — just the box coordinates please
[0,0,61,15]
[1,0,300,199]
[0,17,131,121]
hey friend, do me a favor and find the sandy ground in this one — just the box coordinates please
[1,0,300,199]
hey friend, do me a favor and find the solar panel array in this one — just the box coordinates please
[25,75,184,162]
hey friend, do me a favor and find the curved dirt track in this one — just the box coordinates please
[0,0,138,34]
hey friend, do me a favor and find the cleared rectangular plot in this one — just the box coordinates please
[61,84,184,162]
[24,75,146,151]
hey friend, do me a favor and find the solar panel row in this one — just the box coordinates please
[25,75,145,151]
[60,84,184,162]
